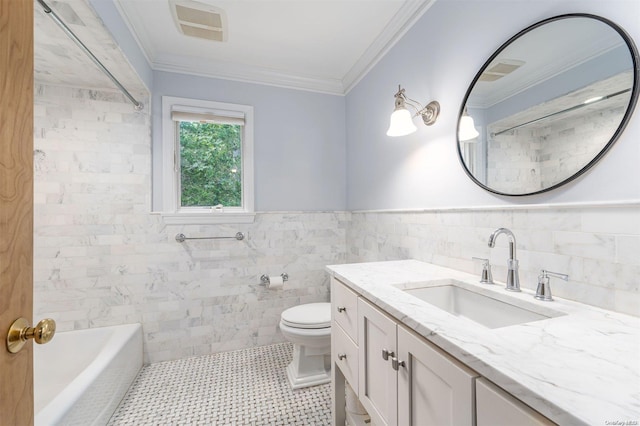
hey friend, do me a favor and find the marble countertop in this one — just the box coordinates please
[326,260,640,425]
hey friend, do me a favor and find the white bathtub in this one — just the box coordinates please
[34,323,143,426]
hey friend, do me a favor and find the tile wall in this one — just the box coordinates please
[347,206,640,316]
[33,83,638,364]
[33,84,347,363]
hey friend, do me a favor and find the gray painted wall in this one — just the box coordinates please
[152,72,347,211]
[346,0,640,210]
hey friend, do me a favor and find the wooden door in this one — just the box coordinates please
[358,298,398,426]
[397,325,478,426]
[0,0,35,424]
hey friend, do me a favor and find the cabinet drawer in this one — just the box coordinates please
[332,323,359,394]
[476,377,554,426]
[331,277,358,342]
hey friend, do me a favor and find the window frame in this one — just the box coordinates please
[161,96,255,224]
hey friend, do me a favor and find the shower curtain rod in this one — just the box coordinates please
[37,0,143,111]
[491,88,631,137]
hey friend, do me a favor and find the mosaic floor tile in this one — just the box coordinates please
[108,342,331,425]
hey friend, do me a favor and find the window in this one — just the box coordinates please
[161,96,254,224]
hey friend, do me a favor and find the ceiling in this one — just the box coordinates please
[34,1,631,106]
[114,0,435,94]
[466,17,627,109]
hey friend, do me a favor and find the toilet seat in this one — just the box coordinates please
[281,303,331,329]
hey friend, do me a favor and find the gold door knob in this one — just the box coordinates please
[6,317,56,354]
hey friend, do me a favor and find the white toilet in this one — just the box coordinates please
[279,302,331,389]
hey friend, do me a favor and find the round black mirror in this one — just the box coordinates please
[458,14,639,196]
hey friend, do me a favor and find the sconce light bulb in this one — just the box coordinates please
[459,113,479,141]
[583,96,603,104]
[387,108,417,137]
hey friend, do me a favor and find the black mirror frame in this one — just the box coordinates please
[457,13,640,197]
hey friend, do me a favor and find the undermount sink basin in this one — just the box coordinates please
[400,280,563,329]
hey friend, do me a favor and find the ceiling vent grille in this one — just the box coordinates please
[479,59,525,82]
[169,0,227,42]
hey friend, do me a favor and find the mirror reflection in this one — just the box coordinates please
[458,15,638,196]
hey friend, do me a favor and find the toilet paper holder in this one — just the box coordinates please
[260,273,289,285]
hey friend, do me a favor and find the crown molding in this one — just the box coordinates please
[152,55,345,95]
[343,0,437,94]
[113,0,156,68]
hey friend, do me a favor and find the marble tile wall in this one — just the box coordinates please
[33,83,637,365]
[537,103,625,188]
[33,84,348,363]
[346,206,640,316]
[486,96,625,194]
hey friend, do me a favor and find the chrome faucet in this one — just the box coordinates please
[472,257,494,284]
[488,228,520,292]
[535,270,569,301]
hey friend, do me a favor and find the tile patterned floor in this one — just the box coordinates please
[108,342,331,425]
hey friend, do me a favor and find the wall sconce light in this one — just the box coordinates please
[386,85,440,137]
[458,108,480,141]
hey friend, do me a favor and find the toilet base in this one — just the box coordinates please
[285,343,331,390]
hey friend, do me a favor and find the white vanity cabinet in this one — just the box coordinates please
[358,297,478,426]
[332,277,358,341]
[331,277,360,426]
[476,378,555,426]
[332,277,359,391]
[397,325,477,426]
[358,297,398,425]
[330,276,552,426]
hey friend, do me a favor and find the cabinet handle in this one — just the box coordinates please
[391,357,405,371]
[338,353,347,360]
[337,306,346,313]
[382,348,395,361]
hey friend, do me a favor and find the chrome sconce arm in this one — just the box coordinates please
[387,85,440,137]
[396,87,440,126]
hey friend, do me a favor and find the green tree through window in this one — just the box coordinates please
[179,121,242,207]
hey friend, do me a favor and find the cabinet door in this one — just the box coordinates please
[397,325,478,426]
[358,298,398,426]
[476,378,555,426]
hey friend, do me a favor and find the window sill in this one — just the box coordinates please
[160,212,256,225]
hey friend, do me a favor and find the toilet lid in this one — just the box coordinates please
[281,303,331,329]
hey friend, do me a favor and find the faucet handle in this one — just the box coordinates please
[472,257,494,284]
[535,270,569,301]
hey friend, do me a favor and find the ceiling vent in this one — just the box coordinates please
[479,59,525,82]
[169,0,227,42]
